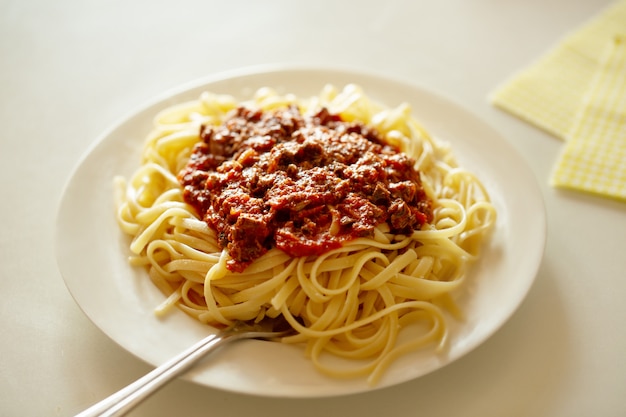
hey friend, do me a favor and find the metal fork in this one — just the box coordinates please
[74,322,290,417]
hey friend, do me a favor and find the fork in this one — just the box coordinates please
[74,322,291,417]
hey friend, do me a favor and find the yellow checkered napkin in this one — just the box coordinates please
[491,0,626,139]
[551,37,626,200]
[490,0,626,201]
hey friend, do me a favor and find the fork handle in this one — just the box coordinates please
[74,332,235,417]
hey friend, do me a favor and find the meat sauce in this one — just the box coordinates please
[178,105,433,272]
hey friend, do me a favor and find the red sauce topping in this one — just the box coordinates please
[178,105,432,272]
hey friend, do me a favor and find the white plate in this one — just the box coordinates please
[56,66,546,398]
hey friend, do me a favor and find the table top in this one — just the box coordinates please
[2,1,624,416]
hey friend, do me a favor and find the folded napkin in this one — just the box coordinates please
[551,36,626,199]
[490,0,626,201]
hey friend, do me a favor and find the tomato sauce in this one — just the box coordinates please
[178,105,432,272]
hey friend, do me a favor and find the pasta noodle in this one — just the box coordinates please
[114,84,496,384]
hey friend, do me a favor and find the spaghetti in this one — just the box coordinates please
[114,84,496,384]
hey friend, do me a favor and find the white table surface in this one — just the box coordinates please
[2,0,625,416]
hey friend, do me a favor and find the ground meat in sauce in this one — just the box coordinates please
[178,105,433,272]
